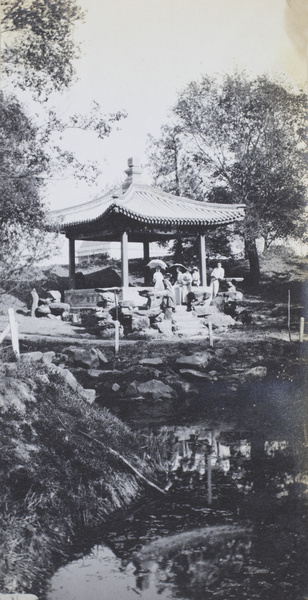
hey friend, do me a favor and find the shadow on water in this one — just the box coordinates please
[47,377,308,600]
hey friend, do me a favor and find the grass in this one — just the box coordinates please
[0,356,165,596]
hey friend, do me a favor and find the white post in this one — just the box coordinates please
[208,321,213,347]
[300,317,305,342]
[8,308,20,357]
[114,291,120,354]
[207,453,212,505]
[121,231,129,289]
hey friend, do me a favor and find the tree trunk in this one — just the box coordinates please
[245,239,260,287]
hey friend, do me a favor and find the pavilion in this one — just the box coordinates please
[52,157,245,294]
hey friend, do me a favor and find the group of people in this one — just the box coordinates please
[153,262,225,301]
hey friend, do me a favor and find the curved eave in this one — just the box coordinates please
[58,202,245,232]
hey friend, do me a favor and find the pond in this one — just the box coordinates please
[47,377,308,600]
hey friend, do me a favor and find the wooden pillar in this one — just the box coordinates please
[68,238,76,289]
[143,240,150,285]
[199,234,207,287]
[121,231,129,288]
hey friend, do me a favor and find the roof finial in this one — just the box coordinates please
[122,157,143,192]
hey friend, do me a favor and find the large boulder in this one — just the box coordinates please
[176,353,211,369]
[66,348,101,369]
[137,379,174,399]
[131,314,151,332]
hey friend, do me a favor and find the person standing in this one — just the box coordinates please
[174,266,184,305]
[182,270,192,304]
[210,262,225,297]
[191,267,200,287]
[153,266,164,291]
[161,277,175,320]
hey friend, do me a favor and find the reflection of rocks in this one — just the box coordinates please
[133,524,251,567]
[241,366,267,381]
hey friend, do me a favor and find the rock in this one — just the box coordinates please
[51,366,79,391]
[127,329,159,340]
[137,379,174,399]
[242,366,267,381]
[35,304,51,316]
[223,291,243,301]
[139,357,164,366]
[131,314,151,332]
[20,351,43,362]
[47,290,62,301]
[175,353,210,369]
[125,365,161,378]
[67,348,101,369]
[156,320,173,336]
[177,381,194,394]
[42,351,55,365]
[126,380,140,396]
[179,369,211,380]
[88,369,104,379]
[49,302,70,317]
[97,349,109,364]
[207,313,235,328]
[112,383,120,392]
[82,389,96,404]
[194,305,217,317]
[211,296,225,310]
[0,595,39,600]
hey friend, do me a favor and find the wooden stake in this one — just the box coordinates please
[114,290,120,354]
[209,321,213,347]
[300,317,305,343]
[8,308,20,357]
[287,290,292,342]
[207,454,212,505]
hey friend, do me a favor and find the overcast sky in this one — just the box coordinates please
[44,0,307,212]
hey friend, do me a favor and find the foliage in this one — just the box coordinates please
[0,223,59,295]
[1,0,84,98]
[0,92,46,228]
[0,357,161,594]
[0,0,126,291]
[148,73,308,282]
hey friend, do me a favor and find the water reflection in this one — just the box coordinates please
[47,422,308,600]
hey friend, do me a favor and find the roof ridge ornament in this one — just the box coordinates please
[122,157,143,192]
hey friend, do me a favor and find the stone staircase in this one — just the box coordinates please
[172,305,208,338]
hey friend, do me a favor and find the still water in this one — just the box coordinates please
[47,378,308,600]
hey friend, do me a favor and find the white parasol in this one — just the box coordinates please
[147,259,168,269]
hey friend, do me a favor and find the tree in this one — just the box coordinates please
[1,0,84,98]
[0,1,127,293]
[148,74,308,284]
[147,124,241,263]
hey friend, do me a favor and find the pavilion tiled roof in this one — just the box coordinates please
[52,181,245,230]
